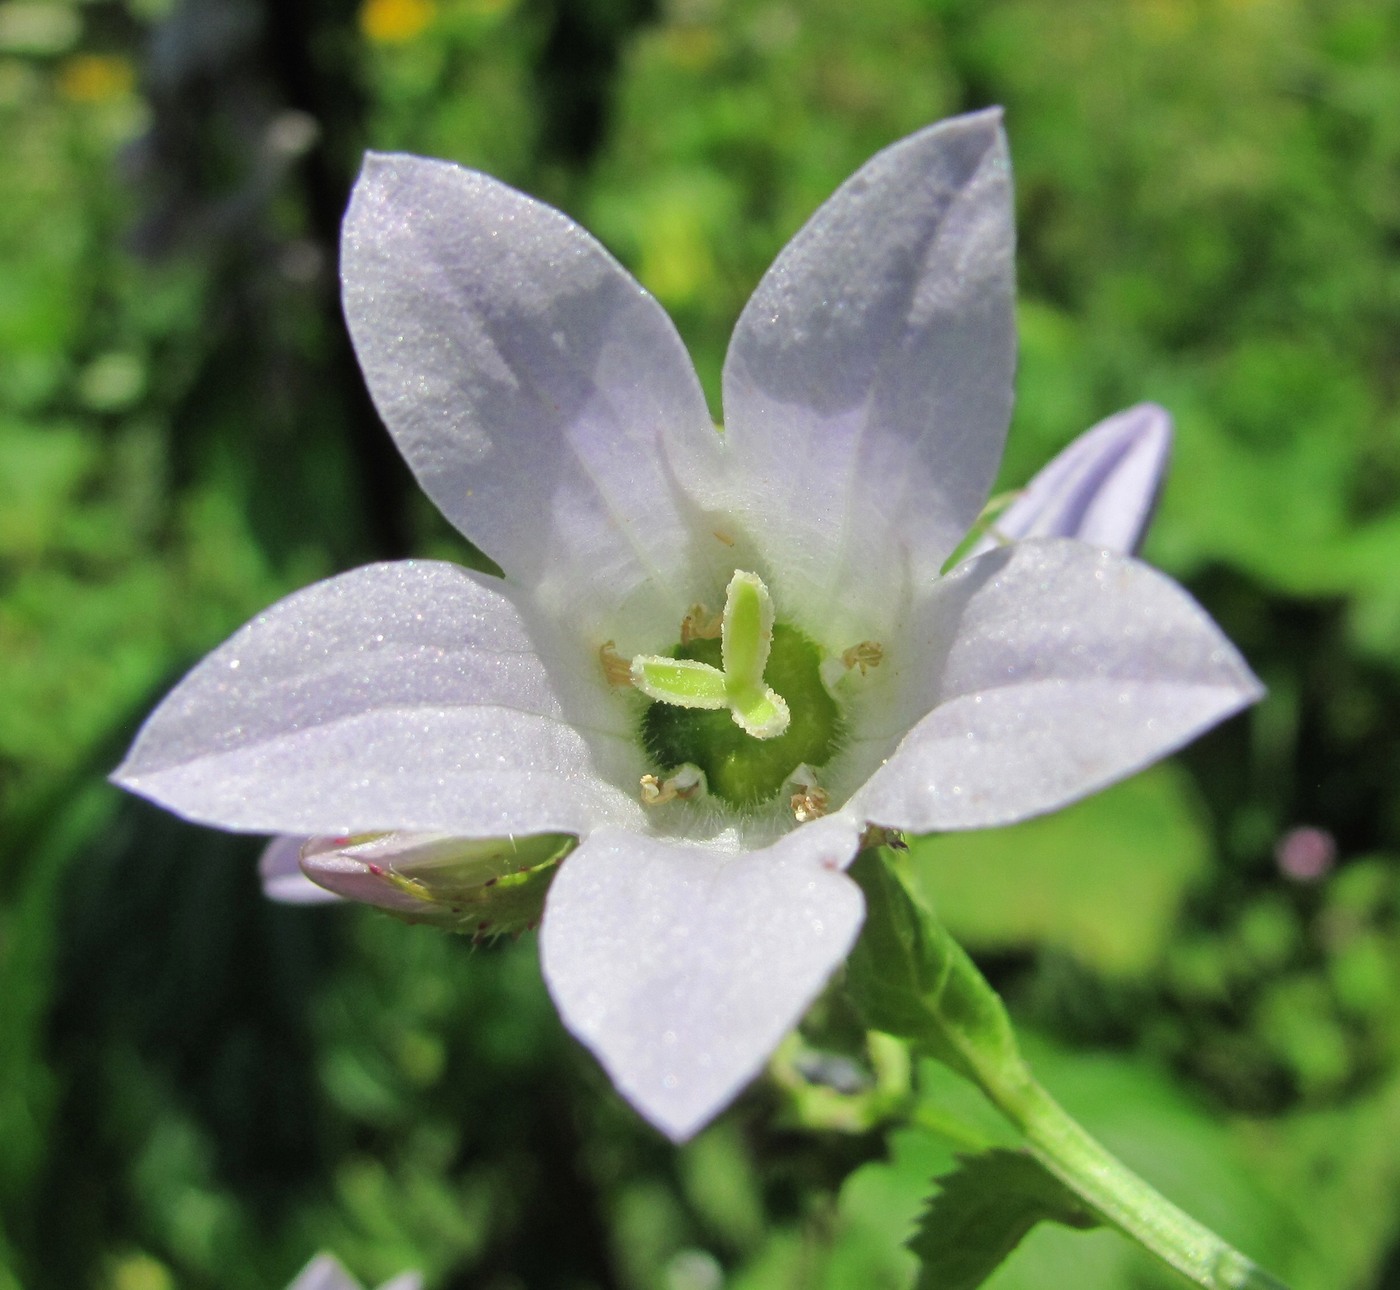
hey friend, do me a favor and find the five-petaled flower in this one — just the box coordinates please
[114,110,1261,1142]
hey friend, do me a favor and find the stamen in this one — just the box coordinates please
[790,784,829,823]
[640,765,705,806]
[600,641,633,687]
[639,775,670,805]
[840,641,884,675]
[787,764,830,822]
[680,603,723,644]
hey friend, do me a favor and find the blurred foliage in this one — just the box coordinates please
[1,0,1398,1286]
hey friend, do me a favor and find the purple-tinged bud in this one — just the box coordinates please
[977,403,1172,555]
[295,831,575,936]
[259,834,339,904]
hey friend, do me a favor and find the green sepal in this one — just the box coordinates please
[940,488,1023,573]
[846,847,1023,1088]
[377,835,574,938]
[909,1148,1099,1290]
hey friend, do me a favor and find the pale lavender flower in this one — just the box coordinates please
[114,110,1261,1141]
[256,403,1174,906]
[256,406,1174,906]
[286,1253,421,1290]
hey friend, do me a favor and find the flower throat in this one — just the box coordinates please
[629,571,841,810]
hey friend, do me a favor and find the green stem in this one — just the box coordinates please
[984,1061,1287,1289]
[847,848,1290,1290]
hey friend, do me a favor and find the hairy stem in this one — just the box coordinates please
[988,1061,1287,1289]
[847,848,1290,1290]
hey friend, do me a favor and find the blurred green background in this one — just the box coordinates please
[1,0,1398,1286]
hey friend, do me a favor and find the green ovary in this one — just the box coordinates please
[641,623,841,809]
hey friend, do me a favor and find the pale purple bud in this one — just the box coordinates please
[259,834,339,905]
[285,1254,423,1290]
[979,403,1172,555]
[296,831,574,935]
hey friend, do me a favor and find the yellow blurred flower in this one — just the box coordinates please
[359,0,435,44]
[108,1252,174,1290]
[637,200,714,308]
[57,53,134,103]
[659,24,719,72]
[1132,0,1195,38]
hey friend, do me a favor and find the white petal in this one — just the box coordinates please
[258,835,339,904]
[719,110,1015,642]
[376,1277,423,1290]
[114,561,644,837]
[540,816,865,1141]
[286,1255,359,1290]
[342,153,726,645]
[976,403,1171,555]
[849,540,1262,831]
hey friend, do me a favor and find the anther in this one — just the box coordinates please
[600,640,633,687]
[680,603,722,644]
[841,641,884,675]
[790,784,830,823]
[787,765,829,822]
[640,765,705,806]
[639,774,670,805]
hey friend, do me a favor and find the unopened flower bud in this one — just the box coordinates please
[299,831,575,937]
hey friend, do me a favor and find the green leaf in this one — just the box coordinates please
[910,1149,1098,1290]
[907,765,1210,979]
[982,1036,1301,1290]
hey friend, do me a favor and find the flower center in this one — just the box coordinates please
[630,571,791,738]
[631,571,841,810]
